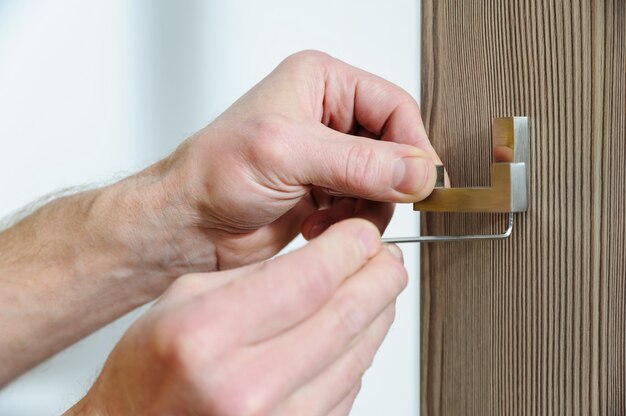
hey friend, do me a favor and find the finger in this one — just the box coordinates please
[375,92,442,165]
[376,103,451,188]
[301,197,358,239]
[352,199,394,235]
[326,381,362,416]
[255,51,446,188]
[316,52,448,186]
[301,198,394,240]
[287,123,437,203]
[237,244,406,406]
[315,53,442,165]
[274,303,396,416]
[203,218,382,345]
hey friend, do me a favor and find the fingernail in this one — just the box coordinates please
[392,157,433,194]
[384,243,404,262]
[309,222,329,238]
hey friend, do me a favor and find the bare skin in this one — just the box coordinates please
[68,220,407,415]
[0,50,440,415]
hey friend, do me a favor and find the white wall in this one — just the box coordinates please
[0,2,422,414]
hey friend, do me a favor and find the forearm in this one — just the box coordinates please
[0,169,216,385]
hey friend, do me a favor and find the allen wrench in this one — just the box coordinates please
[382,212,514,244]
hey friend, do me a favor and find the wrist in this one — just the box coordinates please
[0,163,216,383]
[90,163,218,293]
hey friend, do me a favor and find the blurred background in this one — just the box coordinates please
[0,1,422,414]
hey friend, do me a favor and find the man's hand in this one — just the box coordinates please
[133,50,440,271]
[68,220,407,416]
[0,50,439,384]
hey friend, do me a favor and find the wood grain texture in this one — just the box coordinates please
[420,1,625,415]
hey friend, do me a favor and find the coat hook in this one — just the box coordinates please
[383,116,529,244]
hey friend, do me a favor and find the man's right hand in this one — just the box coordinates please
[116,50,439,277]
[68,219,407,416]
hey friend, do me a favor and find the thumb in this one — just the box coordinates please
[293,125,437,202]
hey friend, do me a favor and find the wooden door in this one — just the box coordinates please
[419,1,625,414]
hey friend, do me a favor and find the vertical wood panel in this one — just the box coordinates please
[420,1,625,414]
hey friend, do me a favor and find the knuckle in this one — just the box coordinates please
[384,303,398,325]
[149,300,224,378]
[343,142,382,194]
[345,345,373,381]
[353,379,363,394]
[149,314,195,374]
[243,113,294,167]
[377,251,409,293]
[280,49,332,71]
[397,91,419,108]
[333,296,368,338]
[394,263,410,291]
[208,382,269,416]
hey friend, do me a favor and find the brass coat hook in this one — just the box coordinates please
[383,116,529,243]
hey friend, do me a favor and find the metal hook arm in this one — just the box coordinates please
[381,212,514,244]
